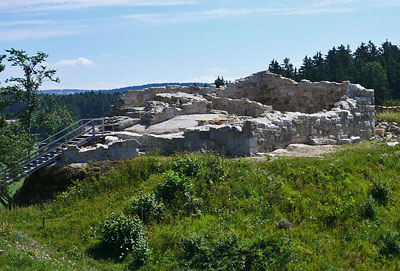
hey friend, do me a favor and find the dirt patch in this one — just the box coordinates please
[261,144,338,159]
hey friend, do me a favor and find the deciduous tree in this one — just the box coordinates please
[3,49,60,136]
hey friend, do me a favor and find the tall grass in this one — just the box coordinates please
[376,110,400,123]
[2,145,400,270]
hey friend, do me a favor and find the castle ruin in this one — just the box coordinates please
[61,71,375,162]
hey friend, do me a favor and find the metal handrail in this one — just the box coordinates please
[32,119,84,149]
[21,120,93,163]
[0,117,113,183]
[20,122,94,168]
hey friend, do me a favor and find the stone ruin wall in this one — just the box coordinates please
[219,71,348,114]
[61,71,375,163]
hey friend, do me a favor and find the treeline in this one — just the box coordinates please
[268,40,400,104]
[3,91,120,121]
[53,91,120,119]
[43,82,209,95]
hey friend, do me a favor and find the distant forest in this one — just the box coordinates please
[268,40,400,105]
[3,91,120,121]
[5,83,207,121]
[54,91,120,119]
[42,82,209,95]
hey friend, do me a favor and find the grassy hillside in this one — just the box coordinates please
[2,142,400,270]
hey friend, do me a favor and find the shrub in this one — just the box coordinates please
[321,199,355,227]
[94,213,150,264]
[380,230,400,258]
[172,155,202,178]
[360,196,377,220]
[203,154,226,184]
[122,156,164,183]
[181,233,294,270]
[370,179,392,205]
[155,170,202,214]
[125,193,164,224]
[155,170,186,205]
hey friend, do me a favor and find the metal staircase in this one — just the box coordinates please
[0,118,115,185]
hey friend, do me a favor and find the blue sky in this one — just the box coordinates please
[0,0,399,90]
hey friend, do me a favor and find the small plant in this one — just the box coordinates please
[360,195,377,220]
[94,213,150,265]
[203,154,226,184]
[155,170,202,214]
[370,179,392,205]
[321,199,355,227]
[0,222,12,237]
[155,170,186,205]
[181,233,294,270]
[380,230,400,258]
[125,193,164,224]
[172,155,202,178]
[277,218,293,230]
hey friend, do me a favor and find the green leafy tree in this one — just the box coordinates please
[31,94,73,139]
[359,61,391,104]
[3,49,60,136]
[281,57,295,79]
[326,45,355,82]
[268,59,282,74]
[214,76,225,88]
[379,41,400,99]
[0,55,32,207]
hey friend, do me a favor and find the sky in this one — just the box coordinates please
[0,0,399,90]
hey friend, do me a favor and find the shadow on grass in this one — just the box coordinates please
[87,242,144,270]
[87,242,121,262]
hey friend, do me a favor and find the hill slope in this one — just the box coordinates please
[2,142,400,270]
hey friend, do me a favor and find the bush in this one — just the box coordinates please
[181,233,294,270]
[125,193,164,224]
[155,170,186,205]
[360,196,377,220]
[380,231,400,258]
[172,155,202,178]
[155,170,202,214]
[321,200,355,227]
[94,213,150,265]
[370,179,392,205]
[203,154,226,184]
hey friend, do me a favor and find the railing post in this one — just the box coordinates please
[92,121,95,137]
[102,118,105,136]
[112,116,115,132]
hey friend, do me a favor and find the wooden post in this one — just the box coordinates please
[42,217,45,228]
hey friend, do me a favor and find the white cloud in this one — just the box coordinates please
[0,20,50,27]
[374,0,400,7]
[0,0,198,12]
[54,57,95,67]
[185,76,216,83]
[316,0,361,6]
[123,6,356,24]
[0,28,80,42]
[96,82,124,89]
[205,67,227,74]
